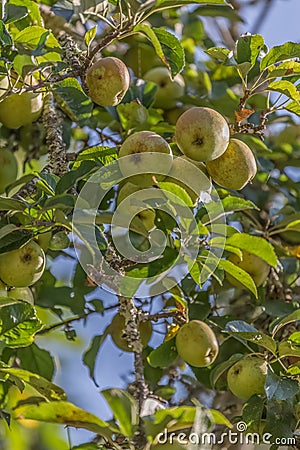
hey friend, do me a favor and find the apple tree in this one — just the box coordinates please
[0,0,299,449]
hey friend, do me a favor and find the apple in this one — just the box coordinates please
[37,231,52,251]
[118,131,173,185]
[144,67,185,110]
[0,149,18,193]
[206,138,257,190]
[124,39,161,76]
[175,107,230,161]
[49,231,70,250]
[164,155,212,204]
[227,357,267,399]
[110,313,152,352]
[7,287,34,305]
[116,182,156,233]
[0,75,43,129]
[0,241,45,287]
[175,320,219,367]
[86,57,130,107]
[164,104,192,125]
[227,250,270,287]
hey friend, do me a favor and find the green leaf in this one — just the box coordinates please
[266,61,300,79]
[14,25,60,52]
[210,354,243,388]
[102,389,138,437]
[117,101,148,130]
[83,334,108,386]
[224,321,276,354]
[265,371,298,401]
[0,197,27,211]
[56,160,99,194]
[278,341,300,359]
[272,310,300,336]
[147,339,178,368]
[219,259,258,297]
[205,47,230,62]
[0,299,42,347]
[43,194,75,210]
[0,368,65,401]
[153,28,185,77]
[17,344,55,381]
[236,34,265,70]
[285,100,300,116]
[261,42,300,70]
[158,181,194,207]
[134,23,168,68]
[226,233,278,267]
[15,401,113,439]
[53,78,93,123]
[267,80,299,102]
[73,146,118,168]
[5,4,28,23]
[0,227,32,254]
[84,25,97,49]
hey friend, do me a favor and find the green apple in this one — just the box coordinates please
[144,67,185,110]
[7,287,34,304]
[176,320,219,367]
[227,357,267,399]
[118,131,173,185]
[227,250,270,287]
[0,75,43,129]
[110,313,152,352]
[175,106,230,161]
[37,231,52,251]
[164,104,192,125]
[49,231,70,250]
[117,182,156,232]
[164,155,211,204]
[0,149,18,193]
[206,138,257,190]
[124,40,161,76]
[86,57,130,106]
[0,241,45,287]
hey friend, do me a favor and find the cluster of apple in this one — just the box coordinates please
[0,241,46,304]
[0,72,44,193]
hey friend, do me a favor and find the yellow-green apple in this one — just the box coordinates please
[227,357,267,399]
[176,320,219,367]
[110,313,152,352]
[164,155,211,204]
[49,231,70,250]
[86,57,130,106]
[206,138,257,190]
[144,67,185,110]
[118,130,173,185]
[227,250,270,287]
[0,241,45,287]
[175,107,230,161]
[0,149,18,193]
[0,75,43,129]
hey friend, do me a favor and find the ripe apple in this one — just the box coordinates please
[7,287,34,304]
[110,313,152,352]
[206,138,257,190]
[164,155,211,204]
[227,250,270,287]
[86,57,130,107]
[144,67,185,110]
[227,357,267,399]
[0,241,45,287]
[118,131,173,185]
[0,75,43,129]
[175,107,230,161]
[0,149,18,193]
[176,320,219,367]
